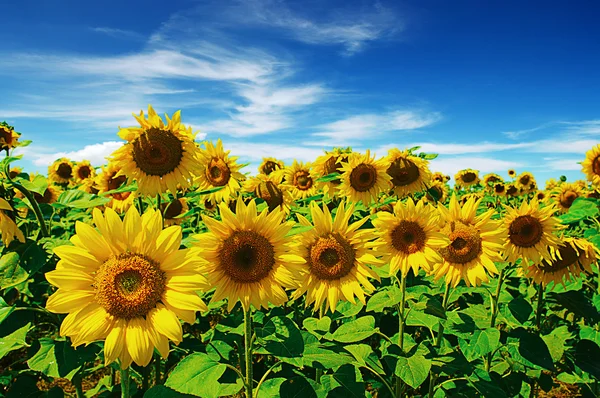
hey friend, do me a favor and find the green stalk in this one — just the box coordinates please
[73,376,84,398]
[429,283,452,398]
[154,354,162,385]
[137,196,144,214]
[394,274,407,397]
[244,306,254,398]
[121,366,130,398]
[535,283,544,331]
[315,302,326,383]
[12,182,49,238]
[486,267,506,372]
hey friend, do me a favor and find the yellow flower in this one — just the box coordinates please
[195,139,245,203]
[96,164,136,213]
[244,173,293,213]
[506,184,519,197]
[73,160,96,183]
[535,190,547,201]
[545,178,559,191]
[482,173,503,187]
[34,185,62,205]
[508,169,516,178]
[291,201,383,313]
[454,169,480,189]
[0,122,20,151]
[515,172,535,192]
[258,157,285,176]
[192,199,305,312]
[162,198,189,226]
[581,144,600,187]
[282,160,318,200]
[110,105,202,196]
[0,198,25,246]
[339,150,391,205]
[550,183,583,213]
[48,158,74,185]
[45,206,209,368]
[312,150,349,198]
[423,181,449,204]
[431,172,447,184]
[492,182,506,197]
[386,148,431,197]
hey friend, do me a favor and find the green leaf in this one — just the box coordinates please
[144,385,196,397]
[256,316,304,358]
[366,287,402,312]
[331,316,375,343]
[303,316,331,339]
[0,323,31,360]
[286,225,314,237]
[303,333,354,370]
[459,328,500,362]
[330,301,364,320]
[279,375,318,398]
[256,378,286,397]
[575,339,600,379]
[344,344,385,374]
[511,330,554,371]
[541,326,573,363]
[424,296,447,319]
[580,326,600,346]
[506,296,533,324]
[320,364,365,397]
[19,175,48,195]
[0,252,28,290]
[0,297,15,325]
[394,352,431,389]
[316,173,342,183]
[66,196,111,209]
[27,338,96,380]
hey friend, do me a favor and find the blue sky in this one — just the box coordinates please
[1,0,600,186]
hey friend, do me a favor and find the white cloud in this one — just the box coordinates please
[543,158,582,171]
[16,141,124,167]
[90,27,145,41]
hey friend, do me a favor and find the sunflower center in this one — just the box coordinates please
[78,166,92,179]
[95,253,166,320]
[204,199,216,211]
[308,233,356,280]
[262,161,279,175]
[350,163,377,192]
[293,170,313,191]
[538,244,579,272]
[592,156,600,176]
[426,185,444,201]
[387,158,419,187]
[132,127,184,177]
[107,173,131,201]
[163,199,184,219]
[560,191,579,209]
[219,231,275,283]
[507,185,518,196]
[33,188,54,204]
[257,181,284,211]
[324,156,342,185]
[391,220,427,254]
[0,127,14,147]
[439,221,482,264]
[509,215,543,248]
[57,163,73,180]
[462,172,477,183]
[494,184,505,194]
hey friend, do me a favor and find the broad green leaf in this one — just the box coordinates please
[27,338,98,380]
[279,375,318,398]
[303,316,331,339]
[459,328,500,362]
[580,325,600,346]
[394,352,431,388]
[509,330,554,371]
[344,344,385,374]
[0,297,15,325]
[256,316,304,358]
[331,316,375,343]
[320,364,365,397]
[541,326,573,362]
[330,301,364,320]
[0,252,28,290]
[575,339,600,379]
[366,287,402,312]
[0,323,31,360]
[19,175,48,195]
[256,378,286,398]
[144,385,196,397]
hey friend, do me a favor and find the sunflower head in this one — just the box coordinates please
[483,173,502,187]
[386,148,431,197]
[516,172,535,192]
[73,161,96,183]
[508,169,516,178]
[48,158,74,185]
[339,150,391,205]
[96,164,136,213]
[33,184,62,205]
[0,198,25,246]
[506,184,519,197]
[454,169,480,189]
[493,182,506,196]
[282,160,317,200]
[312,151,348,198]
[259,157,285,176]
[550,183,584,213]
[0,122,20,151]
[535,190,547,201]
[196,139,245,203]
[545,178,559,191]
[162,198,189,226]
[424,181,449,204]
[431,172,446,184]
[581,144,600,187]
[244,174,292,213]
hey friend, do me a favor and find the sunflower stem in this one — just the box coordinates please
[535,282,544,331]
[315,302,326,383]
[154,354,162,385]
[394,274,407,398]
[429,283,451,398]
[486,267,506,372]
[120,366,130,398]
[11,182,49,238]
[244,306,254,398]
[137,196,144,214]
[73,375,84,398]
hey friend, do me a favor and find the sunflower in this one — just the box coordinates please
[550,183,584,213]
[73,161,96,184]
[0,198,25,246]
[545,178,559,191]
[312,150,350,198]
[506,184,519,197]
[0,122,20,151]
[7,167,22,179]
[433,195,507,287]
[373,198,449,277]
[492,182,506,196]
[483,173,502,188]
[258,157,285,176]
[386,148,431,197]
[508,169,516,178]
[282,160,318,200]
[516,172,535,192]
[161,198,189,226]
[339,150,391,205]
[110,105,202,196]
[195,139,245,204]
[96,164,136,213]
[45,206,209,368]
[454,169,480,189]
[535,190,547,201]
[521,238,599,287]
[503,199,563,264]
[48,158,74,185]
[424,181,449,204]
[244,173,293,213]
[192,199,305,312]
[459,192,483,206]
[33,185,62,205]
[291,201,383,313]
[203,199,217,213]
[82,179,100,195]
[431,172,447,184]
[581,144,600,187]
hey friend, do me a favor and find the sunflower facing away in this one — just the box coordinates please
[33,185,62,205]
[48,158,74,185]
[73,160,96,184]
[454,169,480,189]
[110,105,202,196]
[283,160,318,200]
[96,164,136,213]
[45,207,209,368]
[258,157,285,176]
[0,198,25,246]
[424,181,449,204]
[503,199,563,264]
[291,201,383,313]
[550,183,583,213]
[433,195,507,287]
[373,198,449,277]
[192,199,305,312]
[312,150,349,198]
[196,139,245,204]
[581,144,600,187]
[161,198,189,226]
[244,173,293,213]
[0,122,19,151]
[483,173,502,188]
[339,150,391,206]
[386,148,431,197]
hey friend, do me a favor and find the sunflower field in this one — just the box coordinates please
[1,108,600,398]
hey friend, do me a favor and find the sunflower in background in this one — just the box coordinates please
[7,167,22,179]
[339,150,391,205]
[550,183,583,213]
[424,181,449,204]
[545,178,559,191]
[508,169,517,178]
[111,106,202,196]
[196,139,245,204]
[581,144,600,187]
[291,201,383,313]
[161,198,189,226]
[33,185,62,205]
[282,160,318,200]
[482,173,502,188]
[0,198,25,246]
[48,158,74,185]
[431,171,448,184]
[386,148,431,197]
[312,149,350,198]
[535,190,547,201]
[244,173,293,213]
[506,183,519,197]
[492,182,506,196]
[96,164,136,213]
[258,157,285,176]
[454,169,480,189]
[0,122,20,152]
[515,172,535,192]
[459,192,483,206]
[73,160,96,184]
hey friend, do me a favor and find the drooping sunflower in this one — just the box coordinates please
[521,238,599,287]
[386,148,431,197]
[373,198,449,277]
[515,172,535,192]
[0,122,20,151]
[33,185,62,205]
[508,169,516,178]
[0,198,25,246]
[192,199,305,312]
[195,139,245,204]
[581,144,600,187]
[339,150,391,205]
[244,173,293,213]
[291,201,383,313]
[45,206,209,368]
[282,160,318,200]
[433,195,507,287]
[48,158,74,185]
[258,157,285,176]
[96,164,136,213]
[424,181,449,204]
[8,167,22,179]
[492,182,506,196]
[73,161,96,184]
[312,149,350,198]
[503,199,563,264]
[483,173,503,188]
[110,105,202,196]
[161,198,189,226]
[454,169,480,189]
[550,183,584,213]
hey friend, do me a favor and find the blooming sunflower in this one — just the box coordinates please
[339,150,391,205]
[545,178,559,191]
[48,158,74,185]
[312,150,349,198]
[291,201,383,313]
[195,139,245,204]
[433,195,507,287]
[161,198,189,226]
[258,157,285,176]
[203,199,217,213]
[431,172,447,184]
[386,148,431,197]
[373,198,449,277]
[282,160,318,200]
[506,184,519,197]
[581,144,600,187]
[424,181,449,204]
[483,173,502,188]
[503,199,563,264]
[8,167,22,179]
[33,185,62,205]
[244,173,293,213]
[0,122,19,151]
[454,169,480,189]
[192,199,305,312]
[45,206,209,368]
[492,182,506,196]
[521,238,599,287]
[96,164,136,213]
[550,183,584,213]
[508,169,517,178]
[110,105,202,196]
[0,198,25,246]
[535,190,547,201]
[73,161,96,184]
[516,172,535,192]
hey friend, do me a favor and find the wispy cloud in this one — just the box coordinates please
[502,121,557,139]
[15,141,124,167]
[90,27,145,41]
[542,158,582,171]
[429,157,525,176]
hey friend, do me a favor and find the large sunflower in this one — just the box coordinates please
[195,139,245,204]
[373,198,449,277]
[282,160,318,200]
[96,164,136,213]
[110,105,202,196]
[521,238,599,287]
[386,148,431,197]
[244,173,293,213]
[291,201,383,313]
[0,198,25,246]
[192,199,305,312]
[503,199,563,264]
[454,169,480,189]
[550,183,583,213]
[45,207,209,368]
[73,160,96,184]
[0,122,19,151]
[258,157,285,176]
[48,158,74,185]
[339,150,391,205]
[433,195,507,287]
[581,144,600,187]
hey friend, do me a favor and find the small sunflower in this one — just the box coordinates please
[386,149,431,197]
[244,174,293,213]
[282,160,318,200]
[203,199,217,213]
[192,199,305,312]
[339,150,391,205]
[291,201,383,313]
[508,169,517,178]
[433,195,507,287]
[581,144,600,187]
[516,172,535,192]
[431,172,447,184]
[424,181,449,204]
[459,192,483,206]
[454,169,480,189]
[506,184,519,197]
[73,161,96,184]
[161,198,189,226]
[503,199,563,264]
[373,198,449,277]
[0,198,25,246]
[258,157,285,176]
[110,105,202,196]
[535,190,547,201]
[492,182,506,196]
[48,158,74,185]
[545,178,559,191]
[312,150,349,198]
[33,185,62,205]
[8,167,22,179]
[196,139,245,204]
[483,173,503,188]
[96,164,136,213]
[0,122,20,151]
[45,206,209,368]
[550,183,584,213]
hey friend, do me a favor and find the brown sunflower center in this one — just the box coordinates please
[293,170,313,191]
[107,173,131,201]
[519,175,531,185]
[486,175,501,184]
[204,199,216,211]
[57,163,73,180]
[538,244,579,272]
[163,199,184,219]
[536,192,546,200]
[0,127,14,147]
[461,172,477,184]
[262,161,280,175]
[391,220,427,254]
[132,127,184,177]
[323,156,342,185]
[592,156,600,176]
[439,221,482,264]
[350,163,377,192]
[494,183,505,194]
[308,233,356,280]
[509,215,543,248]
[95,253,166,320]
[33,188,54,204]
[219,231,275,283]
[256,181,284,211]
[206,157,231,187]
[560,191,579,209]
[426,185,444,201]
[507,185,518,196]
[77,165,92,180]
[387,158,419,187]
